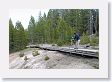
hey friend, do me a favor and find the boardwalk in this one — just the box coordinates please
[28,44,99,58]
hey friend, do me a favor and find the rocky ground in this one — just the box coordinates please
[9,48,99,69]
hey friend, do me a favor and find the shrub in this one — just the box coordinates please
[57,40,63,46]
[19,52,24,57]
[44,56,49,61]
[32,50,40,57]
[90,36,99,46]
[80,32,90,45]
[52,44,55,46]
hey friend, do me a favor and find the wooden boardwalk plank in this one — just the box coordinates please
[28,45,99,58]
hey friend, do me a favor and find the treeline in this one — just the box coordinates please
[9,19,28,53]
[9,9,99,53]
[28,9,99,45]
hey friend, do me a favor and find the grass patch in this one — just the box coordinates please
[24,56,28,61]
[44,56,50,61]
[19,52,24,57]
[52,44,55,46]
[32,50,40,57]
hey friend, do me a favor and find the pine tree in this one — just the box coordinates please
[9,18,14,53]
[14,21,25,50]
[28,16,36,44]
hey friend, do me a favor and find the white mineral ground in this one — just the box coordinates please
[9,45,99,69]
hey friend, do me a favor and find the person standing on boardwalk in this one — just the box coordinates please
[72,32,80,49]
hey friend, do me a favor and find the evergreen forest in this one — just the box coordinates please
[9,9,99,53]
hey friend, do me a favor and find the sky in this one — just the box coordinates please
[9,9,49,29]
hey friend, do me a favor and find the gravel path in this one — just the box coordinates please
[9,48,99,69]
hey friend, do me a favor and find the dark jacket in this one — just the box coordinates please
[74,34,80,41]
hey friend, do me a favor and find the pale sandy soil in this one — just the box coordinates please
[9,48,99,69]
